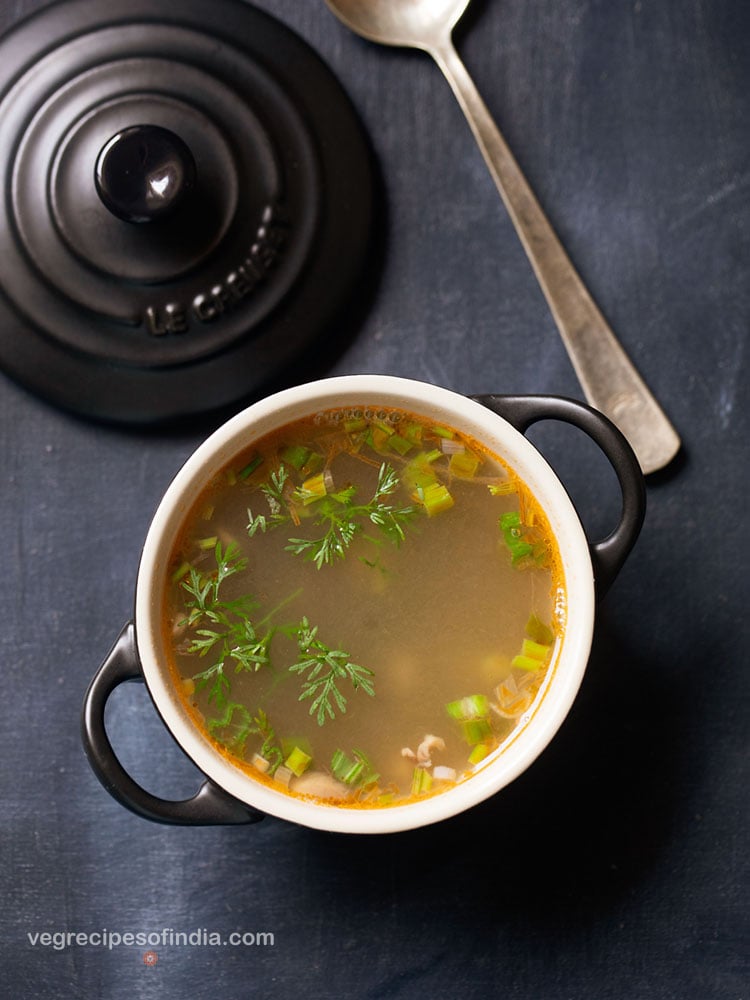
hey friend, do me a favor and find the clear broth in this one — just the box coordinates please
[164,407,565,808]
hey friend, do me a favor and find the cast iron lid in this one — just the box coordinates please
[0,0,374,423]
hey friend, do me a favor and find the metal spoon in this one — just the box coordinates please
[324,0,680,474]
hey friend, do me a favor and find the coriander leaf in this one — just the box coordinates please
[206,701,253,752]
[248,708,283,773]
[287,617,375,726]
[180,543,274,714]
[192,662,231,710]
[285,462,418,569]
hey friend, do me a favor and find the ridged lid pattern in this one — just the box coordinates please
[0,0,373,421]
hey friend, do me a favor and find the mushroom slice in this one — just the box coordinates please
[416,734,445,766]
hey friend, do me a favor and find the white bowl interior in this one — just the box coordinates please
[135,376,595,833]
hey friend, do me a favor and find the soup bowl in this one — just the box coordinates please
[82,375,645,833]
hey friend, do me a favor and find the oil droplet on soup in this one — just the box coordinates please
[164,407,565,807]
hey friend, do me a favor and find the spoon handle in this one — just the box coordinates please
[431,37,680,474]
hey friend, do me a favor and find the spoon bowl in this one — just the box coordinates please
[324,0,469,50]
[325,0,681,475]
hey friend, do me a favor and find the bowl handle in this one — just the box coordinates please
[472,394,646,597]
[81,622,263,825]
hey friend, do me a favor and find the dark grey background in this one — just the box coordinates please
[2,1,747,998]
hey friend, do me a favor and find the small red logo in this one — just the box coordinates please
[143,950,158,967]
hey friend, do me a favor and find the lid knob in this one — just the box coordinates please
[94,124,197,223]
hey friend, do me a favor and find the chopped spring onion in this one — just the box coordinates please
[403,422,423,444]
[280,445,311,471]
[300,452,324,477]
[344,416,367,433]
[500,511,521,530]
[371,425,393,451]
[446,694,490,721]
[388,433,413,456]
[238,454,264,480]
[468,744,491,766]
[499,510,534,563]
[449,450,481,478]
[197,535,219,550]
[511,654,545,672]
[431,425,454,439]
[525,613,555,645]
[331,749,378,788]
[419,481,454,517]
[511,634,551,672]
[171,560,191,583]
[447,694,494,744]
[201,504,215,521]
[295,471,331,505]
[499,509,549,567]
[285,746,312,777]
[461,718,493,744]
[411,767,433,795]
[512,543,535,564]
[522,638,551,660]
[404,449,442,490]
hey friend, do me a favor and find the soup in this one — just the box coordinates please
[164,406,566,808]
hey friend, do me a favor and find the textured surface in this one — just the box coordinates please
[1,0,747,997]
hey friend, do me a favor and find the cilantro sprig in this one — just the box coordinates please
[246,466,292,537]
[181,541,274,710]
[207,704,283,771]
[287,617,375,726]
[177,543,375,730]
[247,461,418,569]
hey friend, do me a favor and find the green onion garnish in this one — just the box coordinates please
[388,433,413,456]
[446,694,490,721]
[403,422,423,444]
[449,450,481,478]
[331,749,378,787]
[171,560,191,583]
[370,425,393,451]
[511,654,545,672]
[461,718,493,744]
[285,746,312,777]
[521,638,550,660]
[468,744,491,766]
[295,471,329,505]
[280,445,311,471]
[411,767,433,795]
[500,511,521,530]
[525,614,554,646]
[420,481,454,517]
[238,454,263,480]
[344,417,367,433]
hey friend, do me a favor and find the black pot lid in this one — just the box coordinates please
[0,0,374,423]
